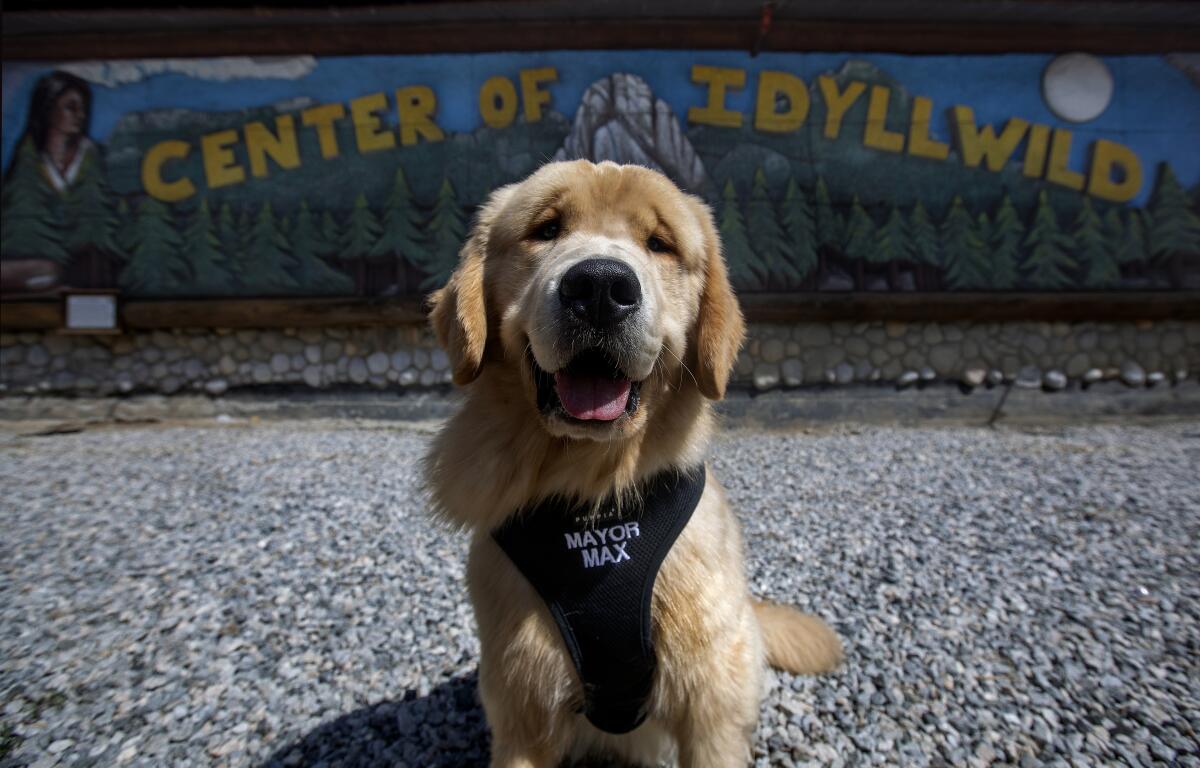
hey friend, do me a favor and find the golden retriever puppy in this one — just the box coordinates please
[424,160,841,768]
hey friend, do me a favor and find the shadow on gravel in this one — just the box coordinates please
[259,670,633,768]
[259,672,490,767]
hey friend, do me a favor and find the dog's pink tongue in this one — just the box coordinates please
[554,372,631,421]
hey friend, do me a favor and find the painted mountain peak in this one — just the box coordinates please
[555,72,707,192]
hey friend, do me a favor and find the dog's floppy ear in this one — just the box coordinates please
[429,186,513,386]
[688,197,746,400]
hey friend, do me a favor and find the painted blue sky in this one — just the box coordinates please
[3,50,1197,206]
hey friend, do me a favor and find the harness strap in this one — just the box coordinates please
[491,465,705,734]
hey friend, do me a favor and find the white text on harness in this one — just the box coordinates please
[564,522,641,568]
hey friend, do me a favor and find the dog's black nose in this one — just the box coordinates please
[559,258,642,328]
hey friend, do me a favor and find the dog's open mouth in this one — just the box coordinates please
[533,348,642,422]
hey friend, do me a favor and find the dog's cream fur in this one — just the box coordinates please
[425,161,841,767]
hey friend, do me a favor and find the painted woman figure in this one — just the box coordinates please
[25,70,96,194]
[0,71,97,294]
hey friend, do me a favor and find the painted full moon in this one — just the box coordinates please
[1042,53,1114,123]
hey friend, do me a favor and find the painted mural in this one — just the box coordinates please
[1,52,1198,299]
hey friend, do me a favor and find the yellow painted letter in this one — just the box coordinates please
[201,130,245,189]
[1046,129,1085,191]
[907,96,949,161]
[141,140,195,202]
[301,103,345,160]
[519,67,557,123]
[951,107,1029,172]
[350,92,396,154]
[1023,123,1050,178]
[245,115,301,179]
[688,65,745,128]
[396,86,445,146]
[818,76,866,140]
[754,71,809,133]
[479,76,518,129]
[863,85,904,153]
[1087,139,1142,203]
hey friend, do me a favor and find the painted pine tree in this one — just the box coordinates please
[779,177,818,287]
[410,179,467,290]
[990,194,1023,289]
[872,207,907,265]
[120,197,187,296]
[1146,164,1200,287]
[0,140,69,265]
[235,207,254,276]
[291,200,354,295]
[320,211,341,257]
[116,198,137,262]
[842,196,876,288]
[341,193,382,293]
[813,177,843,267]
[907,200,940,289]
[1114,208,1148,269]
[942,196,989,289]
[717,179,764,290]
[976,212,990,245]
[179,199,233,295]
[371,167,425,295]
[745,169,797,289]
[215,202,238,260]
[1022,190,1077,290]
[64,153,121,286]
[975,212,995,288]
[1102,208,1124,265]
[241,202,298,295]
[1073,198,1118,288]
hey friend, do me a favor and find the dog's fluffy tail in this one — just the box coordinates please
[753,602,843,675]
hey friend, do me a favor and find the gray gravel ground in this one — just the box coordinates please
[1,419,1198,767]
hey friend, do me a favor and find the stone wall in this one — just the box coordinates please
[1,321,1196,397]
[735,321,1198,391]
[0,327,450,397]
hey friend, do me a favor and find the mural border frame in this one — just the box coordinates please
[2,17,1197,320]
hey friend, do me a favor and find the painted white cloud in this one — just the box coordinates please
[59,56,317,88]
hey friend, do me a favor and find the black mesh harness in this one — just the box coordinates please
[491,465,706,734]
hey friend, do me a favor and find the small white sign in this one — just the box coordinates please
[65,294,118,331]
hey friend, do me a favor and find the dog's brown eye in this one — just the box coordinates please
[536,220,561,241]
[647,236,668,253]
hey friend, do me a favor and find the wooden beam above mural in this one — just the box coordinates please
[3,293,1199,332]
[2,19,1198,61]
